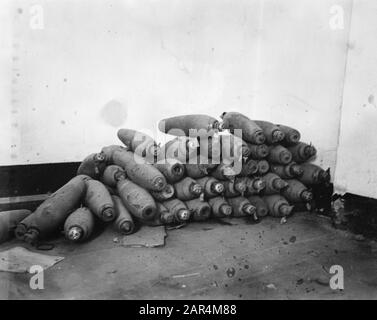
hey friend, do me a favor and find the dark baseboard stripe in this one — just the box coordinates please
[0,194,49,212]
[0,162,80,198]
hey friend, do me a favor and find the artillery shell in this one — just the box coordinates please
[247,196,268,218]
[227,196,256,218]
[112,148,167,191]
[64,207,95,242]
[287,142,317,163]
[281,179,313,203]
[248,143,269,160]
[262,195,293,217]
[185,199,212,222]
[112,195,135,235]
[117,178,157,221]
[85,179,115,222]
[196,176,224,199]
[158,114,221,137]
[238,159,258,176]
[15,175,89,244]
[157,203,175,224]
[101,145,127,164]
[221,134,251,159]
[223,178,248,198]
[220,112,265,144]
[143,203,176,226]
[270,162,303,179]
[211,162,237,181]
[261,173,289,195]
[256,160,270,175]
[246,177,266,195]
[254,120,285,144]
[161,136,199,162]
[198,135,222,160]
[186,156,217,179]
[298,163,330,185]
[267,145,292,165]
[77,153,107,179]
[101,165,126,187]
[162,199,191,222]
[150,184,175,201]
[117,128,160,160]
[208,197,233,218]
[0,209,31,244]
[174,177,203,201]
[276,124,301,146]
[153,158,185,183]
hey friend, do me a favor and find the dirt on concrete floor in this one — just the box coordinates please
[0,212,376,300]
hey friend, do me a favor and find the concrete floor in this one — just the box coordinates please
[1,212,376,300]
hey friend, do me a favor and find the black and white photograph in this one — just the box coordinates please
[0,0,376,304]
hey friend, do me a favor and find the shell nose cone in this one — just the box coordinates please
[15,224,27,240]
[102,208,115,221]
[254,131,266,144]
[254,179,266,191]
[23,229,39,245]
[319,170,331,183]
[244,204,256,215]
[142,206,156,220]
[221,205,233,216]
[281,151,292,164]
[259,145,269,157]
[214,182,224,193]
[153,176,167,191]
[192,184,203,195]
[280,204,294,216]
[95,152,106,162]
[291,165,304,176]
[275,179,289,190]
[272,130,285,143]
[302,191,313,201]
[305,145,317,157]
[68,227,83,241]
[241,146,251,157]
[177,209,191,221]
[163,185,175,197]
[289,131,301,143]
[172,163,184,176]
[258,208,268,217]
[235,182,247,193]
[120,221,133,234]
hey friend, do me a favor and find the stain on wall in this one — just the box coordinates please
[100,99,128,127]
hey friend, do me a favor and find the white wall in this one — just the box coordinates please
[0,0,350,166]
[0,0,13,165]
[1,0,376,198]
[2,0,262,164]
[248,0,352,172]
[334,0,377,198]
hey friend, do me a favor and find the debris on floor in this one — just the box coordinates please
[0,246,64,273]
[118,226,167,248]
[266,283,277,290]
[172,272,201,279]
[330,193,377,239]
[1,212,376,299]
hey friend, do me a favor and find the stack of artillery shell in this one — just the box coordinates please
[2,112,330,246]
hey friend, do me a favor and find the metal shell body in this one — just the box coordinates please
[0,209,31,243]
[117,179,156,221]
